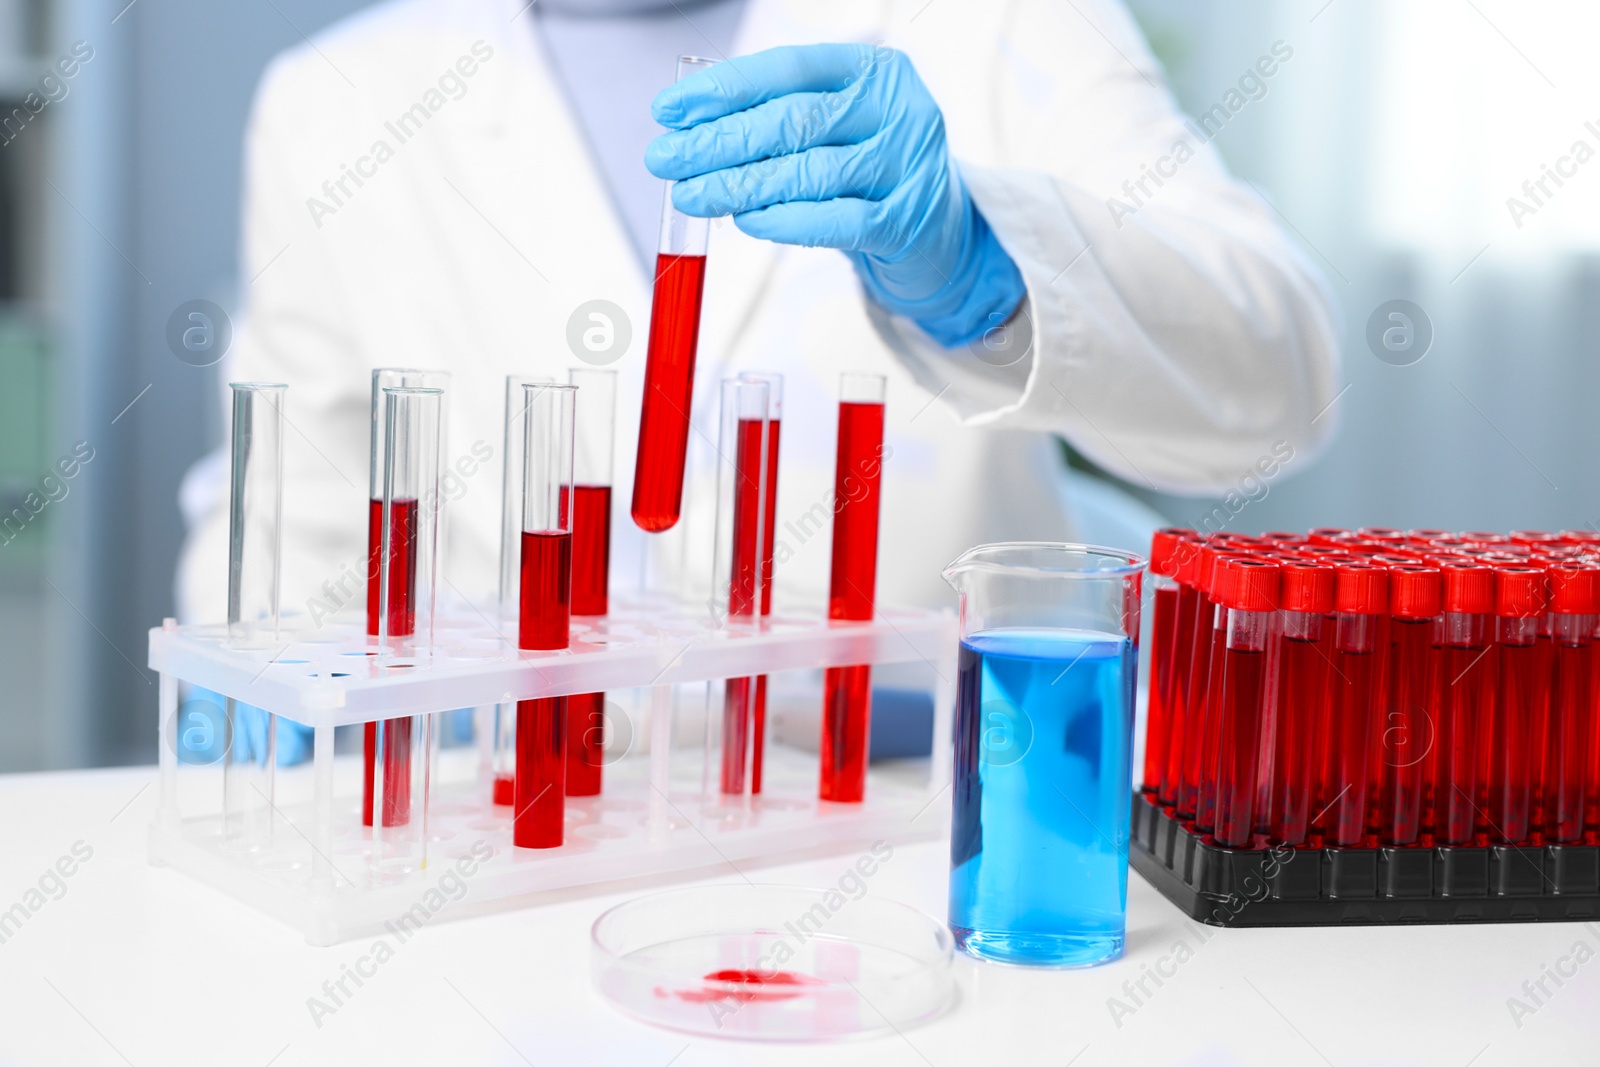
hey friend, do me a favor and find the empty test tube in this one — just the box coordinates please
[223,382,285,848]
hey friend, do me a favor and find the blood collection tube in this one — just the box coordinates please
[364,368,447,827]
[1543,564,1596,843]
[631,55,717,533]
[514,383,576,848]
[566,368,617,797]
[1485,564,1548,845]
[1176,545,1226,821]
[1193,550,1241,833]
[1430,562,1494,845]
[370,386,444,873]
[819,373,886,804]
[1142,529,1190,796]
[1268,561,1334,846]
[1374,564,1441,846]
[709,377,771,797]
[223,382,285,848]
[1212,558,1280,847]
[1157,537,1204,807]
[490,375,549,806]
[1316,562,1387,846]
[738,372,782,794]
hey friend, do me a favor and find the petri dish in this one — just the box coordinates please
[591,884,955,1041]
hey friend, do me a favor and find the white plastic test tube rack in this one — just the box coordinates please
[148,599,957,945]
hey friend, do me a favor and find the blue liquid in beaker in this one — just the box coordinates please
[949,628,1135,966]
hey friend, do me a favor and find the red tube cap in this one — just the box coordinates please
[1510,530,1562,546]
[1559,529,1600,546]
[1407,528,1455,542]
[1495,565,1549,618]
[1307,527,1354,545]
[1388,564,1442,619]
[1549,564,1599,615]
[1334,562,1388,615]
[1150,527,1196,579]
[1461,531,1510,546]
[1441,562,1494,614]
[1217,558,1280,612]
[1279,562,1334,614]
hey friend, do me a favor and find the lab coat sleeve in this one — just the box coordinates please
[868,0,1342,497]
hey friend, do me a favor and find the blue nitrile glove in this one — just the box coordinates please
[179,689,313,767]
[646,44,1026,349]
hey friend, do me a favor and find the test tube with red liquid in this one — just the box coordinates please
[492,374,550,807]
[1544,564,1596,843]
[370,386,443,873]
[1375,564,1441,846]
[516,382,576,849]
[1194,549,1244,834]
[223,382,285,849]
[1316,562,1387,846]
[1268,561,1333,846]
[1429,562,1494,845]
[631,55,717,534]
[708,377,772,797]
[1486,565,1548,845]
[567,368,617,797]
[819,373,886,803]
[1176,544,1225,822]
[1159,538,1205,808]
[1143,529,1192,798]
[737,372,782,793]
[364,368,447,828]
[1211,558,1280,848]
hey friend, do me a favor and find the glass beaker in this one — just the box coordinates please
[943,542,1144,967]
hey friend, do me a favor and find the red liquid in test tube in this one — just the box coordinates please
[1375,565,1442,846]
[1212,558,1280,848]
[1175,546,1224,821]
[721,414,768,794]
[632,254,707,532]
[1487,565,1547,845]
[363,498,418,827]
[1143,529,1192,797]
[1430,563,1494,845]
[1543,564,1596,842]
[1317,563,1387,846]
[1193,595,1229,834]
[1159,544,1204,808]
[567,368,617,797]
[1268,563,1333,847]
[514,383,575,849]
[820,377,886,803]
[631,55,718,534]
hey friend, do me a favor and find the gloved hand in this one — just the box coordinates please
[646,44,1026,349]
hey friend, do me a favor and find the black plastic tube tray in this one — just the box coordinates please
[1130,792,1600,925]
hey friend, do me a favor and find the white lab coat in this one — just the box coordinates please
[177,0,1340,626]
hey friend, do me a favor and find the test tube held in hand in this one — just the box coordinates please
[223,382,285,848]
[820,373,886,803]
[708,377,771,797]
[370,386,444,873]
[364,368,448,827]
[567,368,617,796]
[515,383,576,848]
[631,55,717,533]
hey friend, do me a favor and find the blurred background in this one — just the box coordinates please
[2,0,1597,771]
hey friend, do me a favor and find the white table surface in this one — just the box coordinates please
[0,765,1593,1067]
